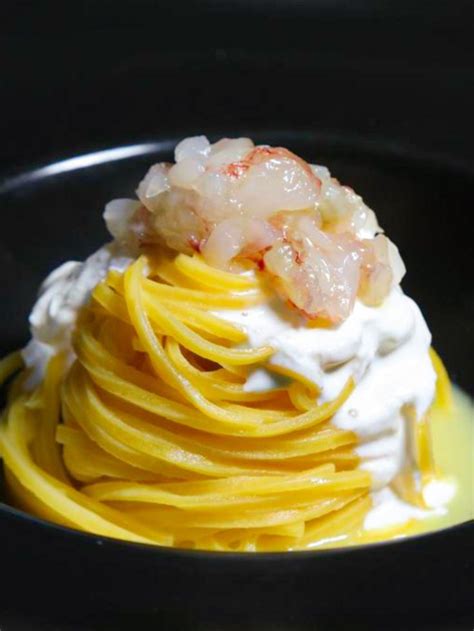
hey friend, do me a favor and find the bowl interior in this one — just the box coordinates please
[0,131,472,628]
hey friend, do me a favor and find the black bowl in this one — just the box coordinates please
[0,131,472,630]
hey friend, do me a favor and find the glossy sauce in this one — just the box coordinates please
[411,387,473,534]
[352,387,473,547]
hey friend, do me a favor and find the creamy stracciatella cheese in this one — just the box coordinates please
[213,290,450,529]
[214,288,435,483]
[22,243,134,389]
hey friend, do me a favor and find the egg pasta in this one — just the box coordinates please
[0,252,447,551]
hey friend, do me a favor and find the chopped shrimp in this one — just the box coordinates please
[359,235,406,306]
[122,136,405,322]
[201,218,279,270]
[311,165,380,237]
[264,212,363,321]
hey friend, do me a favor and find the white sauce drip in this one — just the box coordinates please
[213,288,444,530]
[365,479,456,530]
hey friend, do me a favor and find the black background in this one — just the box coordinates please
[0,2,473,630]
[1,0,473,173]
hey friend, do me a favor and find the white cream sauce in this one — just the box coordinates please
[213,287,443,529]
[21,243,133,389]
[364,482,455,531]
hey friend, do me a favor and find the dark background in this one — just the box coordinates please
[1,0,473,174]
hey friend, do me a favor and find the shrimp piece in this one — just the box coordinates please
[264,212,362,322]
[103,199,158,250]
[311,165,380,238]
[103,199,141,244]
[207,137,255,168]
[359,235,406,306]
[220,146,321,219]
[202,218,279,270]
[137,163,171,212]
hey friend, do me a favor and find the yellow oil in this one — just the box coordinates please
[411,386,473,535]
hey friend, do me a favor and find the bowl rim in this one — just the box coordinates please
[0,499,472,560]
[1,127,474,195]
[0,128,472,559]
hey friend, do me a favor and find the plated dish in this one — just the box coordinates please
[0,135,471,552]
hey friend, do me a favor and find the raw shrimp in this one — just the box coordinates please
[117,136,405,322]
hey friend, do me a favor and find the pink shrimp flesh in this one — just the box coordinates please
[119,136,405,322]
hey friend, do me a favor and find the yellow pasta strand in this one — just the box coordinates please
[174,253,259,291]
[0,398,169,545]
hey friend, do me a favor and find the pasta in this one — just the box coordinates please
[0,252,447,551]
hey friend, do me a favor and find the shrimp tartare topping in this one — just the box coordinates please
[112,136,405,323]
